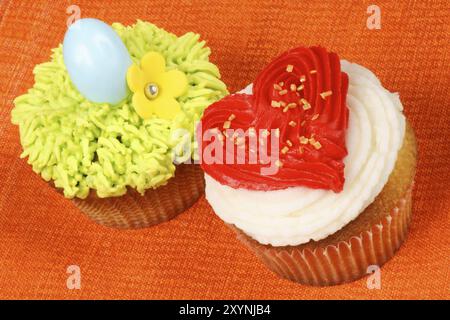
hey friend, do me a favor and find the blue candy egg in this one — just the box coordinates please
[63,18,132,104]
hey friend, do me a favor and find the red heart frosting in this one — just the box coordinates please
[198,46,349,192]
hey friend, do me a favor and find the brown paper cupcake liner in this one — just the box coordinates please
[233,183,413,286]
[69,164,204,229]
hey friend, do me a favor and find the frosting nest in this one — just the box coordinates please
[11,20,228,199]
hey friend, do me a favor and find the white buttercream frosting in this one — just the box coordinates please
[204,60,406,246]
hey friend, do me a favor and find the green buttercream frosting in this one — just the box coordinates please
[11,20,228,199]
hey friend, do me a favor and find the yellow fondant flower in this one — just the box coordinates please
[127,52,188,120]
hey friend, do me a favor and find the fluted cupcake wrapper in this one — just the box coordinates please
[70,164,205,229]
[233,183,413,286]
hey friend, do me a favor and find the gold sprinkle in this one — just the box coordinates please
[290,84,297,91]
[310,70,317,74]
[300,98,311,110]
[283,106,289,113]
[286,64,294,72]
[320,90,333,99]
[281,146,289,154]
[299,146,304,154]
[301,120,306,126]
[273,83,282,91]
[279,81,284,86]
[289,121,297,127]
[311,114,319,121]
[309,137,317,144]
[303,103,312,110]
[275,160,283,168]
[286,140,293,147]
[223,121,231,129]
[300,75,306,83]
[297,84,305,91]
[279,89,288,96]
[312,141,322,150]
[287,102,297,109]
[271,100,281,108]
[280,101,287,107]
[228,114,236,121]
[299,136,309,144]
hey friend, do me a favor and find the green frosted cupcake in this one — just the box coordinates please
[11,20,227,228]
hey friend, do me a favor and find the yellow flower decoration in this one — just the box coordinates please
[127,52,188,120]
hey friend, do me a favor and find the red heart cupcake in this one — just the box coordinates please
[198,46,417,286]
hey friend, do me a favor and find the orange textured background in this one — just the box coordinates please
[0,0,449,300]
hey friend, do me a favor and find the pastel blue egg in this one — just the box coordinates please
[63,18,132,104]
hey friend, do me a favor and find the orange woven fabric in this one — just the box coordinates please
[0,0,448,300]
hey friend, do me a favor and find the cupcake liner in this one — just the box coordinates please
[233,183,414,286]
[71,164,205,229]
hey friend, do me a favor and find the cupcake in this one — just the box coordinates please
[11,19,227,229]
[199,46,417,286]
